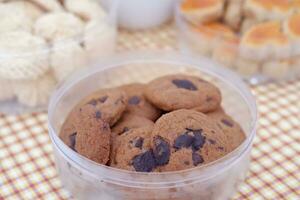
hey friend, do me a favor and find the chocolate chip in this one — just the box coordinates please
[134,137,144,149]
[132,150,156,172]
[206,96,213,102]
[120,127,130,134]
[172,79,197,91]
[69,132,77,151]
[103,122,110,131]
[221,119,234,127]
[88,99,97,106]
[192,153,204,166]
[217,146,224,151]
[208,139,216,144]
[153,136,170,166]
[173,134,194,150]
[95,111,102,119]
[184,161,190,165]
[192,131,206,151]
[185,128,206,151]
[128,96,141,105]
[99,96,108,103]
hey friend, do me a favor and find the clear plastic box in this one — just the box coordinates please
[175,1,300,85]
[48,52,257,200]
[0,0,117,114]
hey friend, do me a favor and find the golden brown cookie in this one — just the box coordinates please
[79,88,128,126]
[145,74,221,112]
[151,109,233,172]
[120,83,161,121]
[181,0,224,24]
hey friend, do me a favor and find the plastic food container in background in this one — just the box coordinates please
[175,0,300,84]
[101,0,175,30]
[48,52,257,200]
[0,0,117,114]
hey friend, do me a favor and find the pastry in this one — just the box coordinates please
[181,0,224,24]
[240,21,290,60]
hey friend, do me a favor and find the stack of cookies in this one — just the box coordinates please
[60,73,246,172]
[179,0,300,79]
[0,0,115,108]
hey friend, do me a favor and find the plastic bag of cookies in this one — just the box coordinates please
[0,0,117,113]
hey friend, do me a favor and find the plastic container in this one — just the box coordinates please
[175,1,300,85]
[101,0,175,30]
[48,52,257,200]
[0,0,117,114]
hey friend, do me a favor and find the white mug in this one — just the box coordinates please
[101,0,176,30]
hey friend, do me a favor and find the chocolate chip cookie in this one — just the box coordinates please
[79,88,128,126]
[111,126,154,172]
[207,108,246,150]
[120,83,162,121]
[151,109,232,172]
[72,104,111,164]
[145,74,221,112]
[59,111,77,151]
[112,113,154,136]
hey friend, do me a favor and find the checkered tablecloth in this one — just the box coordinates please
[0,24,299,200]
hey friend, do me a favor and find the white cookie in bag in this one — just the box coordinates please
[6,0,44,21]
[34,12,84,42]
[0,3,33,33]
[84,20,115,63]
[14,71,57,107]
[0,78,15,101]
[29,0,63,12]
[0,31,49,80]
[65,0,107,21]
[51,40,87,81]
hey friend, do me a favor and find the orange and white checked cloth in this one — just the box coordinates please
[0,25,299,200]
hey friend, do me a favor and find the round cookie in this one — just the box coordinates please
[112,113,154,136]
[120,83,162,121]
[111,126,155,172]
[34,12,84,42]
[73,104,111,164]
[79,88,128,126]
[206,108,246,150]
[151,109,232,172]
[59,111,77,151]
[145,74,221,113]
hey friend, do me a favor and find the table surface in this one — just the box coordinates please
[0,24,299,200]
